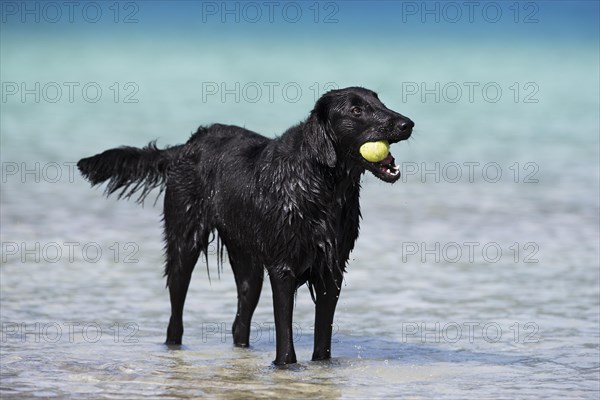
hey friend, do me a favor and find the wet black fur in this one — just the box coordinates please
[78,87,414,365]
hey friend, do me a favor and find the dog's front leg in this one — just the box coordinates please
[269,270,297,365]
[312,268,343,361]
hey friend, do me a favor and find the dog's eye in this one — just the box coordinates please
[351,106,362,115]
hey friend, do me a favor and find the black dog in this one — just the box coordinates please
[78,87,414,365]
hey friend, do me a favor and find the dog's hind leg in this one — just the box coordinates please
[230,250,263,347]
[163,187,204,345]
[165,256,199,345]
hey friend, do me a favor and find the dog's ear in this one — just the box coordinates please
[306,97,337,168]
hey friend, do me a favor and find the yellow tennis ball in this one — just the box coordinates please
[359,140,390,162]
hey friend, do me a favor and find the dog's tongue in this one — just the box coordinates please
[380,153,395,166]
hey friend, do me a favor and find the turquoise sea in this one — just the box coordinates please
[1,1,599,398]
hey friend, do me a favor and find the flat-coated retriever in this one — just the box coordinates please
[78,87,414,365]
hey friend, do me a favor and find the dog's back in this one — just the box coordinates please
[169,123,339,272]
[77,124,269,200]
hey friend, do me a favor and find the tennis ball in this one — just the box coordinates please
[359,140,390,162]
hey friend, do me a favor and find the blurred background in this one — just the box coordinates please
[1,1,599,398]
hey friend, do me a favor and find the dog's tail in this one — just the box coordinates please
[77,141,182,204]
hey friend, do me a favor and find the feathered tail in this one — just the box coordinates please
[77,141,182,203]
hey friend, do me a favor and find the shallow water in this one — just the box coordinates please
[1,2,599,398]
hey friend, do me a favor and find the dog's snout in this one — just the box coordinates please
[393,118,414,140]
[398,119,414,133]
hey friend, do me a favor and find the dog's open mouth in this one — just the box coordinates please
[358,140,401,183]
[366,152,400,182]
[376,153,400,179]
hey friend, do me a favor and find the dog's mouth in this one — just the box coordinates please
[363,152,400,182]
[356,122,412,183]
[357,138,401,182]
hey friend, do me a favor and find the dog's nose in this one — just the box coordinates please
[398,119,414,133]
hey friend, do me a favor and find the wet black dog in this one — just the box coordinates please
[78,87,414,365]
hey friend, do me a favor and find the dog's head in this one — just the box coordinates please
[307,87,414,183]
